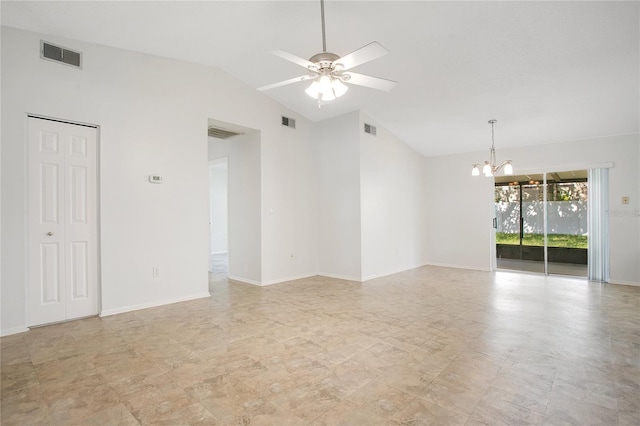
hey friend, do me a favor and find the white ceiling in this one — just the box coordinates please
[2,1,638,157]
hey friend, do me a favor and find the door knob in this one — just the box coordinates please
[47,232,54,236]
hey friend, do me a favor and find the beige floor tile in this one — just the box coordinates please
[482,383,550,415]
[468,392,545,425]
[550,375,618,411]
[109,370,174,398]
[418,376,487,415]
[376,364,433,397]
[269,380,342,422]
[2,265,640,424]
[0,385,53,425]
[543,394,619,425]
[616,385,640,425]
[78,402,141,425]
[1,362,40,395]
[120,381,195,424]
[47,382,121,424]
[391,396,470,425]
[198,378,278,424]
[309,399,390,425]
[345,379,417,419]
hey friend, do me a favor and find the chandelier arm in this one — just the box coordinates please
[495,160,511,172]
[471,119,513,177]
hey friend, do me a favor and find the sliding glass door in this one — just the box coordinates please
[495,170,588,277]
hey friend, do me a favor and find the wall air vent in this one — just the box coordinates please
[364,123,377,135]
[282,116,296,129]
[208,126,243,139]
[41,41,82,68]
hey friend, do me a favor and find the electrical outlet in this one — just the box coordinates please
[153,267,160,277]
[622,196,630,205]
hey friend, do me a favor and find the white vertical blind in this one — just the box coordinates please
[588,168,610,282]
[543,173,548,275]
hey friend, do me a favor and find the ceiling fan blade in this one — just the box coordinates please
[335,42,389,71]
[271,50,316,69]
[345,72,397,91]
[257,75,315,92]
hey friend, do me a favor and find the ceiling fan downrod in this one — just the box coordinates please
[320,0,327,52]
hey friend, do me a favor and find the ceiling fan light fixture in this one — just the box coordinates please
[258,0,396,106]
[318,75,335,100]
[306,75,347,102]
[331,78,348,97]
[304,80,321,98]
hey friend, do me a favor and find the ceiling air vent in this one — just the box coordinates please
[41,41,82,68]
[208,126,243,139]
[282,116,296,129]
[364,123,377,135]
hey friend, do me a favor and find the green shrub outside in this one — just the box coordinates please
[496,233,587,249]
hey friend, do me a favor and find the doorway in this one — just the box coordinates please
[27,116,99,326]
[495,170,588,277]
[209,158,228,276]
[207,118,261,285]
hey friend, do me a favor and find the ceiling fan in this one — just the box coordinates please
[257,0,397,107]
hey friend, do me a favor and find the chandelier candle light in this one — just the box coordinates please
[471,119,513,177]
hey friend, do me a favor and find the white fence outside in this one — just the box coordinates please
[496,200,588,235]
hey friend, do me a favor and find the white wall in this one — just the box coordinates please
[208,161,228,255]
[260,116,317,285]
[359,112,427,280]
[312,111,428,282]
[424,133,640,285]
[1,26,315,334]
[313,112,362,280]
[424,152,495,271]
[505,134,640,285]
[208,134,261,283]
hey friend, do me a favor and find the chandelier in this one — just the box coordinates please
[472,119,513,177]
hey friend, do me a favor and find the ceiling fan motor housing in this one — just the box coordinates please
[309,52,341,71]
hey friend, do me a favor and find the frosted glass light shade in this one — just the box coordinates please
[471,165,480,176]
[504,161,513,175]
[332,79,348,98]
[306,76,348,101]
[318,76,335,101]
[482,162,491,176]
[305,81,320,98]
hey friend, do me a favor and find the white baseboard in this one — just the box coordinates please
[1,326,30,337]
[227,275,262,286]
[228,273,319,287]
[317,272,362,282]
[608,279,640,287]
[99,292,211,317]
[361,263,428,282]
[260,273,318,286]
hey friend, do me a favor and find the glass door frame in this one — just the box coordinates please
[493,170,588,277]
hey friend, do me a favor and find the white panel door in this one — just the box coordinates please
[28,117,98,326]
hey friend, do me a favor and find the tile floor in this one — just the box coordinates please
[497,258,588,277]
[2,266,639,425]
[208,253,228,276]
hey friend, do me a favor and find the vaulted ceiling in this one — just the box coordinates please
[2,1,638,157]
